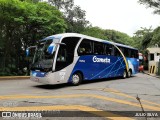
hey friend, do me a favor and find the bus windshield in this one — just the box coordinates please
[31,39,58,72]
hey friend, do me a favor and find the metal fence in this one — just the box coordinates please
[0,56,28,76]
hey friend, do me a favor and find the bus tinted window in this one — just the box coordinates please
[114,46,122,56]
[124,48,129,57]
[93,41,104,55]
[130,49,138,58]
[135,50,138,58]
[119,47,124,55]
[104,44,112,55]
[78,39,92,56]
[56,37,80,71]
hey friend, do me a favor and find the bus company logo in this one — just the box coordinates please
[2,112,42,119]
[2,112,11,118]
[93,56,110,63]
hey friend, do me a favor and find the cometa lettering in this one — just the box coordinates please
[93,56,110,63]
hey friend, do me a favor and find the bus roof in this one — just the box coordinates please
[44,33,138,50]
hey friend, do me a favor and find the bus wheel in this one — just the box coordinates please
[122,70,127,79]
[71,73,82,86]
[127,70,132,78]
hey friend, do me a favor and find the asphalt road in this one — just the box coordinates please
[0,73,160,120]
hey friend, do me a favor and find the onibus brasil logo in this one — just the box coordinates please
[2,111,42,119]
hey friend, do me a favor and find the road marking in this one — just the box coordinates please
[0,94,86,99]
[90,94,160,111]
[73,87,160,107]
[0,105,134,120]
[103,88,160,107]
[0,94,160,111]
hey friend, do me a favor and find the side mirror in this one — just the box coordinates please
[47,43,55,54]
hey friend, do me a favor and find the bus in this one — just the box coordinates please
[26,33,139,85]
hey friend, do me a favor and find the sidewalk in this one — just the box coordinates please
[0,76,30,80]
[143,70,160,79]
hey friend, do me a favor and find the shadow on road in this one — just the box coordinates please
[83,76,135,85]
[33,83,70,90]
[33,76,136,90]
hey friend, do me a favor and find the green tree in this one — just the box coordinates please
[150,26,160,46]
[138,0,160,14]
[132,27,153,51]
[81,27,108,40]
[138,0,160,50]
[81,26,134,47]
[49,0,89,33]
[48,0,74,10]
[0,0,66,75]
[132,26,160,53]
[104,29,134,45]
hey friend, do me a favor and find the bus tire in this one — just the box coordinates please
[122,70,127,79]
[127,70,132,78]
[71,73,82,86]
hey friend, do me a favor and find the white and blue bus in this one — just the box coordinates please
[27,33,139,85]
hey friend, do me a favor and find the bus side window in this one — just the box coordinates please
[124,48,129,57]
[130,50,135,58]
[135,50,138,58]
[55,37,80,71]
[119,47,124,56]
[133,50,138,58]
[114,46,121,56]
[57,47,66,62]
[105,44,112,55]
[78,39,92,56]
[129,49,138,58]
[93,42,104,55]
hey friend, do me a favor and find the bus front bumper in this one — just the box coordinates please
[30,76,50,84]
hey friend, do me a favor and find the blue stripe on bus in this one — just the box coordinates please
[68,56,125,82]
[90,57,123,79]
[68,55,138,83]
[103,57,124,78]
[114,57,124,77]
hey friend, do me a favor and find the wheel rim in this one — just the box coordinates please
[128,71,131,77]
[123,71,126,78]
[72,74,79,84]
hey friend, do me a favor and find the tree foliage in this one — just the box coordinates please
[132,27,153,51]
[138,0,160,14]
[138,0,160,50]
[81,26,134,46]
[81,27,108,40]
[104,29,134,45]
[133,26,160,53]
[1,0,159,76]
[48,0,74,10]
[150,26,160,46]
[49,0,89,33]
[0,0,66,75]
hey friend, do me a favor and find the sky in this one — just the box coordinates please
[74,0,160,36]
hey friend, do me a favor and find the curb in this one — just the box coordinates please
[142,72,160,79]
[0,76,30,80]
